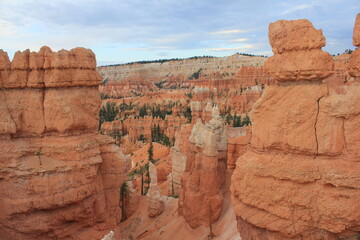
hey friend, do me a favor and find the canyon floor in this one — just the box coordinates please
[118,170,240,240]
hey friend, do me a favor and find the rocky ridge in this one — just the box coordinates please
[0,47,130,240]
[97,54,266,84]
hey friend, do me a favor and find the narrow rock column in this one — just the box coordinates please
[147,162,164,217]
[179,108,227,228]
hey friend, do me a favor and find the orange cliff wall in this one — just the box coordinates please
[188,65,269,90]
[0,47,130,240]
[231,17,360,239]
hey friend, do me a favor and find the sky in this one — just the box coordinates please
[0,0,359,65]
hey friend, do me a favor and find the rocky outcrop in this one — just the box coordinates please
[167,146,186,196]
[101,114,187,145]
[123,180,140,220]
[265,19,334,81]
[179,108,227,228]
[231,17,360,240]
[348,14,360,79]
[323,53,351,94]
[353,14,360,47]
[227,128,251,169]
[101,231,115,240]
[147,162,164,218]
[0,47,130,240]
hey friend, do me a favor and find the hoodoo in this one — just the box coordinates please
[0,47,130,240]
[231,18,360,239]
[179,106,227,228]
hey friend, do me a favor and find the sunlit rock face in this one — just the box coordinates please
[0,47,130,240]
[147,162,164,218]
[178,107,227,228]
[231,17,360,240]
[348,14,360,79]
[265,19,334,82]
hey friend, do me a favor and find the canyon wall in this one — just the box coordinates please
[97,54,266,84]
[97,54,268,99]
[0,47,130,240]
[231,18,360,239]
[101,114,187,144]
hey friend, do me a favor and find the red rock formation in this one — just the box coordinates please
[323,53,351,94]
[265,19,334,81]
[147,162,164,217]
[227,128,251,169]
[231,17,360,240]
[0,47,130,240]
[353,13,360,47]
[101,114,187,145]
[178,109,227,228]
[349,14,360,79]
[167,145,187,196]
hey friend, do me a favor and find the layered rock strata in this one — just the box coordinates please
[231,18,360,239]
[0,47,130,240]
[179,109,227,228]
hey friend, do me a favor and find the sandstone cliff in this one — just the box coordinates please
[0,47,130,240]
[231,18,360,239]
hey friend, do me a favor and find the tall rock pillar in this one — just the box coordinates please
[231,18,360,239]
[0,47,130,240]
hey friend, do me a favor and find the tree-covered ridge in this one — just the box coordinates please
[98,55,216,67]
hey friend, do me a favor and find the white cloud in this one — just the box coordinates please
[228,38,248,42]
[282,4,317,15]
[0,0,357,62]
[206,45,253,52]
[124,46,176,51]
[212,29,247,35]
[0,20,17,37]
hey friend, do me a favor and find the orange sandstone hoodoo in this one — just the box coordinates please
[178,107,227,228]
[0,47,130,240]
[231,17,360,239]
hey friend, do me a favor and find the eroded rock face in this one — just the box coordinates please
[101,231,115,240]
[167,146,186,196]
[0,47,130,240]
[265,19,334,81]
[227,129,250,169]
[147,162,164,217]
[231,18,360,240]
[353,13,360,46]
[349,14,360,79]
[179,108,227,228]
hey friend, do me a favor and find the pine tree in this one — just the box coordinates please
[225,112,233,125]
[233,113,237,127]
[148,141,154,164]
